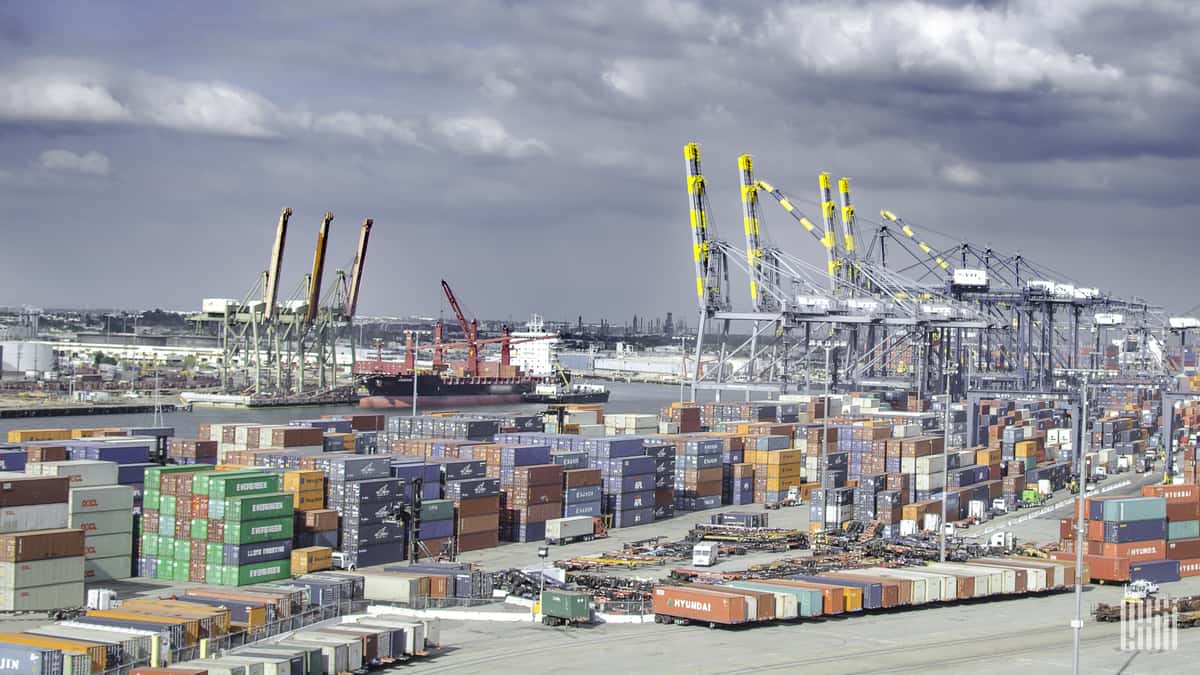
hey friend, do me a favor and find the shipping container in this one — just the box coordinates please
[0,505,69,534]
[651,585,751,625]
[284,631,362,671]
[686,584,774,621]
[539,589,592,624]
[754,578,844,614]
[0,556,83,587]
[0,582,83,611]
[0,632,105,673]
[232,648,311,675]
[69,485,135,514]
[273,639,347,675]
[0,642,64,675]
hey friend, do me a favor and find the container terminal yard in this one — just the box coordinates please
[0,142,1197,674]
[9,0,1200,670]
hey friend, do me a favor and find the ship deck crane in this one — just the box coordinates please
[441,279,479,376]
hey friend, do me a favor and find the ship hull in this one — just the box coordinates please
[359,372,534,408]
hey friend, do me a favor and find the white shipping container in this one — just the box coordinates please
[545,516,595,541]
[361,572,421,605]
[84,532,132,559]
[72,509,133,536]
[0,580,83,611]
[174,661,246,675]
[69,485,136,514]
[299,632,363,671]
[911,455,947,474]
[915,473,945,491]
[0,503,68,533]
[355,616,426,656]
[208,656,266,675]
[84,555,131,582]
[0,556,84,588]
[32,460,119,488]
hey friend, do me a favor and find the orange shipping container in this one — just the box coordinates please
[687,584,775,621]
[1083,554,1130,582]
[1099,540,1167,563]
[1178,558,1200,577]
[652,585,749,625]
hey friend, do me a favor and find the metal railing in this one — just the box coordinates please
[373,595,500,610]
[592,599,653,616]
[96,599,368,674]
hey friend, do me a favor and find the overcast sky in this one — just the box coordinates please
[2,1,1199,323]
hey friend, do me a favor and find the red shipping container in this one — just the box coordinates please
[1166,537,1200,561]
[1166,501,1200,521]
[0,476,69,507]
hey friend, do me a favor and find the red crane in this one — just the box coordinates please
[441,279,479,376]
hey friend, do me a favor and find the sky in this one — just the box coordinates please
[2,1,1199,323]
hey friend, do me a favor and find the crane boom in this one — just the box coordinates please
[346,218,373,318]
[440,279,480,375]
[263,207,292,320]
[440,279,472,339]
[305,212,333,325]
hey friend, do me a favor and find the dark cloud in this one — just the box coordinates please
[1,0,1199,322]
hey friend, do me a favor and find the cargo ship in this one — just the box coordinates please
[356,368,537,408]
[355,302,564,408]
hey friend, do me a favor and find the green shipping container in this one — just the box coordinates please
[141,533,158,557]
[206,562,223,585]
[540,590,591,621]
[144,464,208,492]
[223,559,292,586]
[172,561,189,582]
[160,496,177,516]
[203,472,281,500]
[1102,497,1167,523]
[420,499,455,521]
[172,542,191,563]
[156,535,174,558]
[158,515,175,534]
[156,559,174,580]
[143,489,161,511]
[190,518,209,541]
[207,543,225,565]
[224,516,294,545]
[1168,520,1200,540]
[223,493,295,522]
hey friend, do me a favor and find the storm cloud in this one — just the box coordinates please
[1,1,1198,320]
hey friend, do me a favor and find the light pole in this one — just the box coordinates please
[537,546,549,599]
[675,336,688,403]
[411,332,419,418]
[1072,374,1089,675]
[939,372,952,562]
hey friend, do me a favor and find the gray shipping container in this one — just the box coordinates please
[301,630,363,670]
[257,643,325,675]
[355,615,427,655]
[0,642,63,675]
[274,639,349,675]
[172,659,246,675]
[212,655,272,675]
[232,649,306,675]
